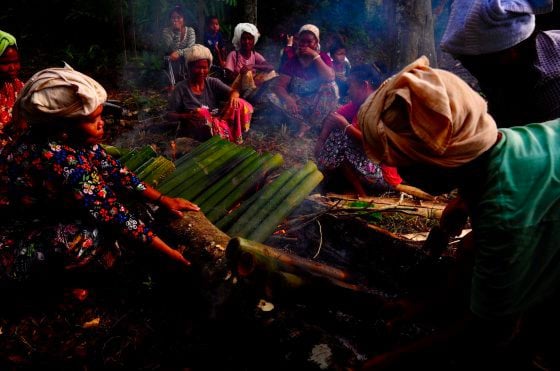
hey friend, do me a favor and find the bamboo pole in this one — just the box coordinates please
[177,147,255,201]
[157,143,235,196]
[204,153,284,222]
[226,237,353,282]
[166,146,247,198]
[192,153,261,206]
[247,169,324,243]
[228,163,317,238]
[215,169,296,232]
[173,136,223,168]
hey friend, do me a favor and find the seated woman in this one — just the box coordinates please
[162,5,196,84]
[166,44,253,144]
[0,30,24,148]
[315,64,433,199]
[0,65,198,285]
[271,24,338,137]
[225,23,275,101]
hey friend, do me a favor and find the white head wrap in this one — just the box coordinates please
[232,23,260,50]
[17,64,107,124]
[298,24,320,43]
[185,44,213,65]
[441,0,553,55]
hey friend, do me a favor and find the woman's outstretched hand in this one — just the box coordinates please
[160,195,200,218]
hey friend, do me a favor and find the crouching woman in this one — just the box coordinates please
[0,66,199,285]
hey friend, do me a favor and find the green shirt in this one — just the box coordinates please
[471,119,560,319]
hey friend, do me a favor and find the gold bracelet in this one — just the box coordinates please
[344,124,351,134]
[313,54,321,61]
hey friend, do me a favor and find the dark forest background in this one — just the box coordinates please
[1,0,559,90]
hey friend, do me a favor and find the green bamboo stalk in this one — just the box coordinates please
[229,162,317,237]
[204,153,284,223]
[158,140,230,189]
[225,168,300,236]
[118,148,137,164]
[174,135,223,168]
[226,237,351,282]
[156,143,236,195]
[124,146,157,171]
[143,157,175,185]
[177,147,255,201]
[101,144,124,158]
[165,145,246,198]
[135,156,161,180]
[246,168,323,243]
[215,169,296,231]
[193,153,261,207]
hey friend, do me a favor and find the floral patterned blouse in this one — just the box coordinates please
[0,78,24,148]
[1,136,154,244]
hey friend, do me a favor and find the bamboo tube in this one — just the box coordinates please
[226,167,310,237]
[134,157,157,178]
[157,140,229,190]
[215,169,296,231]
[143,157,175,186]
[247,169,323,243]
[156,143,235,195]
[124,146,157,171]
[118,148,137,164]
[177,147,255,201]
[192,153,263,206]
[226,237,352,282]
[204,153,284,222]
[166,146,247,197]
[173,135,223,167]
[229,163,317,238]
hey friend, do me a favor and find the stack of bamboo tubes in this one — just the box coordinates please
[113,137,323,242]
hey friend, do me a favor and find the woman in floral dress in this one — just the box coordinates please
[0,66,198,284]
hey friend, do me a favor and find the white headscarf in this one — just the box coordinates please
[185,44,213,65]
[232,23,260,50]
[17,64,107,124]
[441,0,553,55]
[298,24,320,43]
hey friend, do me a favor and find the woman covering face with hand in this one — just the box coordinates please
[0,65,199,284]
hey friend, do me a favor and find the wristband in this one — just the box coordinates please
[343,124,351,134]
[313,54,321,61]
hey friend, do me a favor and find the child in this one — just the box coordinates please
[225,23,275,100]
[328,42,351,101]
[203,16,227,69]
[0,30,24,147]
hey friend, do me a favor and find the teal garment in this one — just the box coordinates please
[471,119,560,319]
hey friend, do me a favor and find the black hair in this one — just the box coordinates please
[206,15,219,25]
[329,42,346,56]
[349,64,384,89]
[169,5,185,19]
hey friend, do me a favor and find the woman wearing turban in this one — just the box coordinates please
[167,44,253,144]
[225,23,275,101]
[0,65,199,285]
[359,56,560,369]
[271,24,338,137]
[441,0,560,126]
[0,30,24,147]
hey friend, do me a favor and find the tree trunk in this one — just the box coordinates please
[385,0,437,72]
[244,0,258,25]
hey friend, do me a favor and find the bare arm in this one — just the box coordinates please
[299,47,335,81]
[272,74,299,114]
